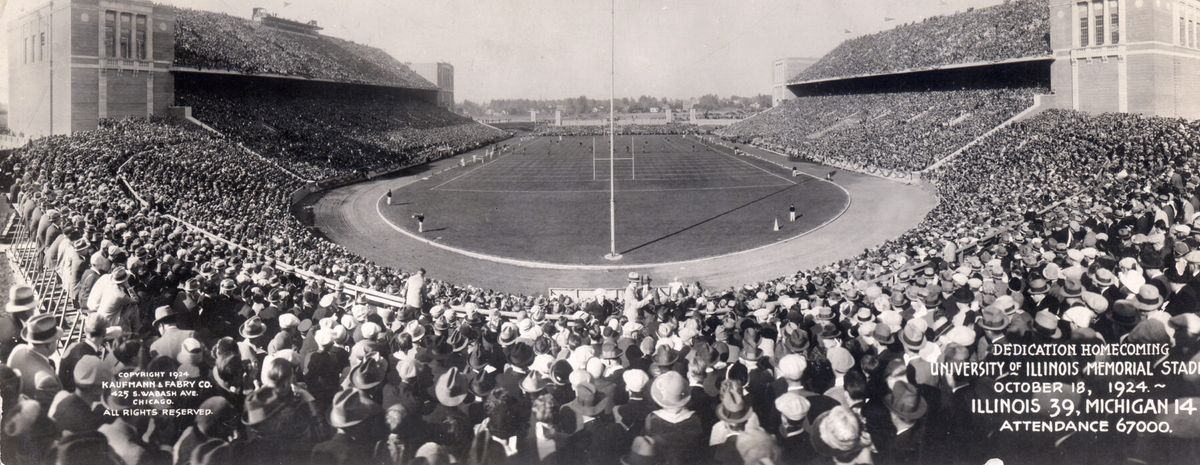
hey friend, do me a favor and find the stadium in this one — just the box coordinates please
[0,0,1199,464]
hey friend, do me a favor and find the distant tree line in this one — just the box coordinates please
[458,94,771,118]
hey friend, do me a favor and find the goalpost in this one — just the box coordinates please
[592,136,635,182]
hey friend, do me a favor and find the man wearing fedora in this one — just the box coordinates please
[497,341,536,395]
[7,312,63,397]
[172,278,209,320]
[149,305,195,360]
[312,388,384,465]
[864,380,929,465]
[557,381,629,465]
[239,357,326,464]
[0,285,37,361]
[425,367,475,453]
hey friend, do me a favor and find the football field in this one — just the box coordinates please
[382,135,850,266]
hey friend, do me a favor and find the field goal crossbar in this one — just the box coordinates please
[591,135,637,181]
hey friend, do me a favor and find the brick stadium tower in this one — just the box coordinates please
[7,0,176,137]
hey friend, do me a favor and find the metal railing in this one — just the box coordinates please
[3,205,87,354]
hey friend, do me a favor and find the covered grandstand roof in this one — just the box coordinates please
[793,0,1050,84]
[170,7,437,90]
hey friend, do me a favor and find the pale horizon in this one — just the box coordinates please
[0,0,1006,104]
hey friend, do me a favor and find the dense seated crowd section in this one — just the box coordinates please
[172,7,434,89]
[717,87,1040,172]
[796,0,1051,82]
[4,102,1200,464]
[177,86,508,180]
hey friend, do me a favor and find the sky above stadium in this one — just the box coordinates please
[0,0,1006,104]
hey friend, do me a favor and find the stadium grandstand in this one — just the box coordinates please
[717,87,1043,173]
[1,0,1200,464]
[175,76,505,181]
[793,0,1053,83]
[171,7,435,90]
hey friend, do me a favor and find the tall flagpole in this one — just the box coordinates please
[605,0,621,261]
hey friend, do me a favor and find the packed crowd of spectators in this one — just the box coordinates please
[717,87,1039,172]
[533,123,708,137]
[797,0,1050,82]
[2,106,1200,465]
[177,86,508,180]
[171,7,434,89]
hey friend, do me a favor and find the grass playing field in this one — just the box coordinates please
[380,135,850,266]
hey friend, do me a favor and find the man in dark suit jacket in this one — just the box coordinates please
[59,314,108,392]
[557,413,629,465]
[583,292,616,321]
[864,381,930,465]
[312,390,381,465]
[496,342,534,395]
[200,280,241,340]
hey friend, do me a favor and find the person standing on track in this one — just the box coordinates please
[791,166,798,177]
[402,268,426,320]
[412,213,425,233]
[386,189,393,206]
[789,204,797,223]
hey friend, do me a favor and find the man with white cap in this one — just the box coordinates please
[615,369,653,435]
